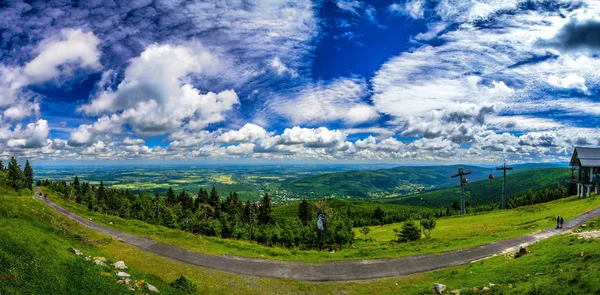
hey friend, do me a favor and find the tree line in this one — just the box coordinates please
[0,156,34,191]
[39,178,354,250]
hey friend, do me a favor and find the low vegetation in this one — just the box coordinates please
[3,182,600,294]
[44,182,600,262]
[40,179,354,251]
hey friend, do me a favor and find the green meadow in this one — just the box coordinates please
[2,187,600,294]
[46,187,600,262]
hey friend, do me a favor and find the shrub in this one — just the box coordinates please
[395,220,421,242]
[171,275,199,294]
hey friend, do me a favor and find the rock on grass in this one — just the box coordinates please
[112,261,128,270]
[146,283,160,293]
[433,283,447,294]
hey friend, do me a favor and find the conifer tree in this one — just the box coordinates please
[209,186,220,208]
[258,193,274,225]
[7,156,24,190]
[297,199,312,226]
[23,160,34,190]
[73,175,81,197]
[97,181,107,211]
[165,187,176,205]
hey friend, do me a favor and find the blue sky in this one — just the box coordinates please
[0,0,598,163]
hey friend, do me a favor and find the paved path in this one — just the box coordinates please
[36,187,600,282]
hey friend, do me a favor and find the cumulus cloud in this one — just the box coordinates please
[79,43,239,136]
[7,119,50,149]
[270,78,378,125]
[122,137,145,146]
[536,9,600,54]
[22,29,101,83]
[68,115,120,146]
[278,126,347,148]
[216,124,269,143]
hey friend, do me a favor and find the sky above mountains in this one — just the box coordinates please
[0,0,598,163]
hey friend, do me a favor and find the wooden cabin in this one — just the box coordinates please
[569,147,600,197]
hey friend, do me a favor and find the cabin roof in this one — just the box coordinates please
[570,147,600,167]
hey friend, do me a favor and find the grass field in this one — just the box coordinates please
[356,194,599,250]
[45,187,600,263]
[3,188,600,294]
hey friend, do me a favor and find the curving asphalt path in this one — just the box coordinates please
[36,187,600,282]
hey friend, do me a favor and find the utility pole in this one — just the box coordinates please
[419,197,423,236]
[496,159,513,210]
[451,167,471,215]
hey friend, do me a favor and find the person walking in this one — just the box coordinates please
[558,216,565,228]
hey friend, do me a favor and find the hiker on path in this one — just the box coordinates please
[558,216,565,228]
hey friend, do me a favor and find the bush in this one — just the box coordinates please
[395,220,421,242]
[171,275,199,294]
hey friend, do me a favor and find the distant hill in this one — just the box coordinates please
[279,165,489,199]
[382,168,572,207]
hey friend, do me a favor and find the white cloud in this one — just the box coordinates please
[270,57,298,78]
[68,115,121,146]
[270,77,378,125]
[23,29,101,83]
[365,5,385,28]
[278,126,347,148]
[335,0,363,15]
[122,137,145,146]
[548,73,587,92]
[389,1,425,19]
[79,43,239,136]
[7,119,50,149]
[225,143,255,155]
[216,123,269,143]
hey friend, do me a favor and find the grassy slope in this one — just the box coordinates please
[0,187,192,295]
[45,186,600,263]
[359,194,599,243]
[279,165,487,198]
[383,168,571,206]
[3,187,600,294]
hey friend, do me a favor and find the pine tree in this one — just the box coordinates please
[373,206,385,223]
[395,220,421,242]
[258,193,274,225]
[165,187,176,205]
[97,181,107,211]
[23,160,33,190]
[244,200,256,241]
[209,186,220,208]
[297,199,312,226]
[73,175,81,197]
[7,156,24,190]
[0,160,5,171]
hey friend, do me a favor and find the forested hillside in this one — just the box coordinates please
[280,165,487,199]
[383,168,571,207]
